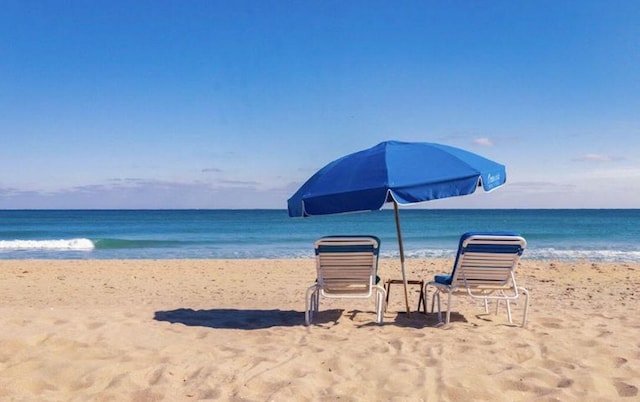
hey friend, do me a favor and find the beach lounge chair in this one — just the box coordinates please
[305,236,386,325]
[425,232,529,327]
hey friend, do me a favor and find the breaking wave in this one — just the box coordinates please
[0,238,95,251]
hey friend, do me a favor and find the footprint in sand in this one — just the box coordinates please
[557,378,573,388]
[86,321,105,330]
[539,317,563,329]
[614,381,638,398]
[614,357,628,368]
[147,366,166,386]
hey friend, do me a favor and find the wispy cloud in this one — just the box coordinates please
[0,186,22,196]
[439,133,522,148]
[216,179,261,187]
[473,137,494,147]
[507,181,577,192]
[201,168,223,173]
[573,153,624,162]
[586,168,640,180]
[0,178,290,209]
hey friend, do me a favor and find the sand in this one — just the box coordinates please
[0,258,638,401]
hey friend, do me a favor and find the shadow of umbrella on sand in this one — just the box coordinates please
[287,140,507,314]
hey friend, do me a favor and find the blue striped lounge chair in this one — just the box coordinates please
[305,236,386,325]
[426,232,529,327]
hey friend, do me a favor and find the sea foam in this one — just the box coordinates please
[0,238,95,251]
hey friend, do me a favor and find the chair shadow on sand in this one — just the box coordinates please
[385,311,466,329]
[348,310,467,329]
[154,308,471,330]
[154,308,343,330]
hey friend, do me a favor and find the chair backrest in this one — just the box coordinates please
[450,232,526,289]
[314,236,380,298]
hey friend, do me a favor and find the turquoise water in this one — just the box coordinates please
[1,209,639,261]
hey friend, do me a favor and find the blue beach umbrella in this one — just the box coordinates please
[287,140,507,314]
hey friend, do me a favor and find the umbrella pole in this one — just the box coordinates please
[393,200,411,316]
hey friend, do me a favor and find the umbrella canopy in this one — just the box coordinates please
[287,140,507,314]
[288,141,505,217]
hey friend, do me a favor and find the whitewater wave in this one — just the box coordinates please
[390,247,640,262]
[524,248,640,262]
[0,238,95,251]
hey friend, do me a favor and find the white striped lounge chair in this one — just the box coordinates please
[305,236,386,325]
[426,232,529,327]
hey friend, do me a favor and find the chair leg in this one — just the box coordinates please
[496,291,512,324]
[305,286,319,326]
[375,289,380,321]
[377,290,384,324]
[313,290,320,313]
[305,299,311,326]
[431,292,442,322]
[374,285,386,324]
[430,292,436,313]
[446,292,452,324]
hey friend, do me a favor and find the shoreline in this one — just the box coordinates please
[1,259,638,400]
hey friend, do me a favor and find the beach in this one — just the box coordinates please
[0,258,638,401]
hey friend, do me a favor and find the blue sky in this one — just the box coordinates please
[1,1,639,209]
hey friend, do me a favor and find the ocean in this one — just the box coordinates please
[1,209,639,261]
